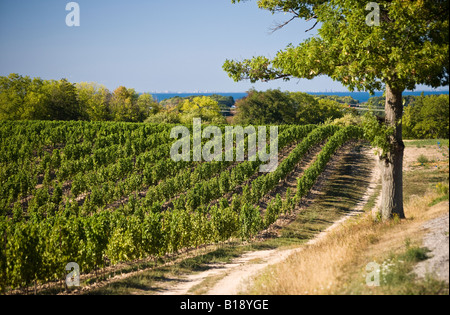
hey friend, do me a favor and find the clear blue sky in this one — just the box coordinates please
[0,0,443,93]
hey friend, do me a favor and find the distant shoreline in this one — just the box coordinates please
[149,90,449,103]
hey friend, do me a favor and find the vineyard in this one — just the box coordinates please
[0,120,365,292]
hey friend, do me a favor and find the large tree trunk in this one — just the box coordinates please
[379,85,406,221]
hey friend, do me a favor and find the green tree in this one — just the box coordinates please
[210,94,235,108]
[403,94,449,139]
[0,74,32,120]
[145,111,181,124]
[0,75,84,121]
[210,94,235,117]
[0,74,49,120]
[233,90,345,125]
[41,79,83,121]
[179,96,226,124]
[224,0,449,221]
[111,86,150,122]
[159,96,185,110]
[291,92,346,125]
[315,94,359,106]
[233,89,297,124]
[76,82,112,121]
[137,93,161,116]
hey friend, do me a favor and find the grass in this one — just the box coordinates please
[404,139,449,148]
[429,182,450,206]
[248,140,449,295]
[357,243,448,295]
[280,146,373,242]
[85,243,266,295]
[429,194,450,207]
[403,169,449,204]
[189,142,374,295]
[84,238,289,295]
[417,154,429,165]
[250,191,449,295]
[339,235,449,295]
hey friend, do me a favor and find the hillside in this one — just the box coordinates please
[83,140,449,295]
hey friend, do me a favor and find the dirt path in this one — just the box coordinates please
[157,145,380,295]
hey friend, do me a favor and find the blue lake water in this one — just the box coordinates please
[151,92,248,102]
[151,91,449,104]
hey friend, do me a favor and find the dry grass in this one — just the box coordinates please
[248,187,448,295]
[249,214,377,295]
[248,142,450,295]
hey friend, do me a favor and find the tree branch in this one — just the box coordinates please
[305,14,318,22]
[269,15,298,33]
[305,20,319,32]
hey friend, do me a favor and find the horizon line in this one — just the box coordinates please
[144,89,449,94]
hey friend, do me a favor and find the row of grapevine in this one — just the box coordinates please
[258,126,366,229]
[0,121,245,216]
[0,121,175,209]
[1,121,289,215]
[246,125,341,205]
[0,121,365,293]
[296,126,365,198]
[0,124,309,290]
[223,125,351,234]
[143,125,317,212]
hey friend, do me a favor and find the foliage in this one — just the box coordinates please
[417,154,429,165]
[0,74,160,123]
[147,95,227,125]
[403,94,449,139]
[0,120,366,291]
[179,96,226,124]
[144,111,181,124]
[300,97,348,125]
[362,111,394,156]
[296,126,365,199]
[226,0,449,93]
[211,94,235,107]
[233,89,348,125]
[331,113,362,128]
[0,74,84,121]
[233,89,297,125]
[76,82,112,121]
[160,94,235,110]
[314,94,359,106]
[110,87,158,123]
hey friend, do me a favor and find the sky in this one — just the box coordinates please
[0,0,446,94]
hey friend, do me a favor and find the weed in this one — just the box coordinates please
[417,154,429,165]
[435,182,449,195]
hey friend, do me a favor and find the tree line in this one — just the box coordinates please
[0,74,160,122]
[231,89,356,125]
[2,74,447,139]
[0,74,357,126]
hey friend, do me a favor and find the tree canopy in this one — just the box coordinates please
[0,74,83,121]
[179,96,227,124]
[403,94,449,139]
[225,0,449,93]
[232,89,350,125]
[0,74,160,122]
[233,89,297,125]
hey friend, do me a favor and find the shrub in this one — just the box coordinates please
[417,154,429,164]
